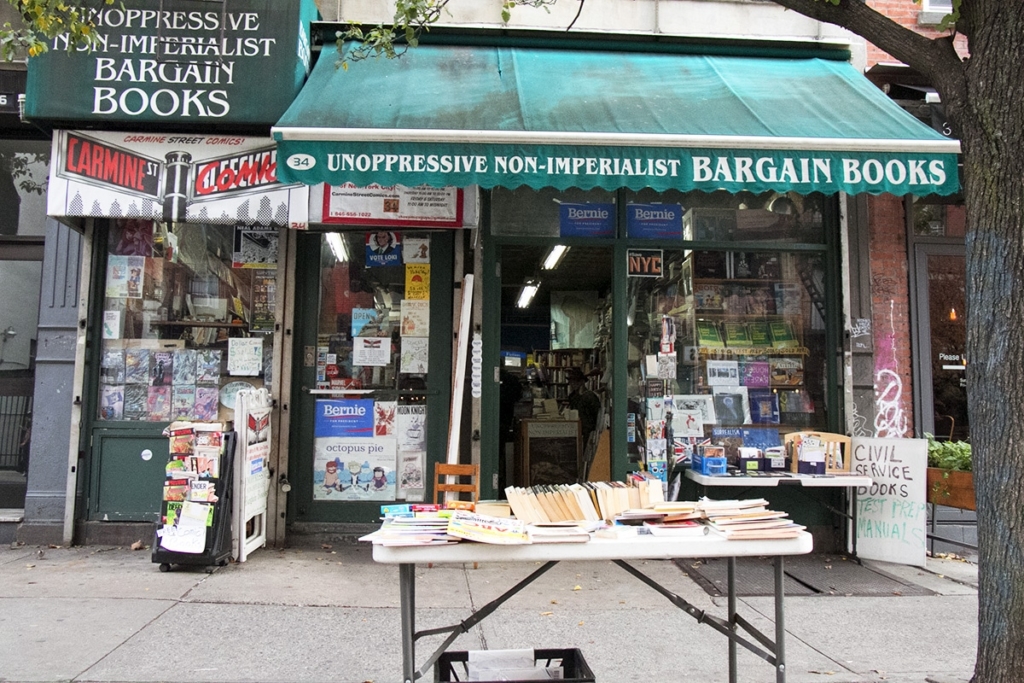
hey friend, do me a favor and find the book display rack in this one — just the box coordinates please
[151,425,236,571]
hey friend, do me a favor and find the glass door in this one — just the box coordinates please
[914,244,968,441]
[288,230,453,523]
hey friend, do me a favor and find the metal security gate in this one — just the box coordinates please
[0,394,31,472]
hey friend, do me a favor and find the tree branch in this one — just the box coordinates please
[772,0,961,77]
[770,0,968,123]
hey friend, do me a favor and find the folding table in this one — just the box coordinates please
[685,471,872,555]
[373,532,813,683]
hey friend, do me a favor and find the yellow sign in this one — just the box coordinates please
[405,264,431,300]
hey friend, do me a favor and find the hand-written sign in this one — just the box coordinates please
[852,437,927,567]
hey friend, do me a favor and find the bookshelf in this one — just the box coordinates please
[534,348,603,400]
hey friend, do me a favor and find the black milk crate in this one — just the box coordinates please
[434,648,595,682]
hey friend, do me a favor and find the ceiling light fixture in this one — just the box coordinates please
[517,281,540,309]
[542,245,570,270]
[326,233,348,262]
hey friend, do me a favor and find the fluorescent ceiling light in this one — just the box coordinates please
[326,233,348,262]
[542,245,570,270]
[517,281,540,309]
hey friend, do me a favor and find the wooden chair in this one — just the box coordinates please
[784,431,852,474]
[433,463,480,505]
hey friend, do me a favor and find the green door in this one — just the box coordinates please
[287,230,454,523]
[89,428,169,521]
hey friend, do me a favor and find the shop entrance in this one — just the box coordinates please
[288,230,454,523]
[497,244,614,490]
[914,245,968,441]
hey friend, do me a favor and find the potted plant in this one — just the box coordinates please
[925,434,974,510]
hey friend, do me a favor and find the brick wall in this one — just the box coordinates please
[860,1,966,436]
[865,0,969,67]
[867,194,914,437]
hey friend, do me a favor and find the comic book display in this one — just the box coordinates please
[153,422,235,570]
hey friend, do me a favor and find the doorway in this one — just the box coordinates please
[288,230,454,523]
[914,244,968,441]
[0,244,43,509]
[496,243,614,490]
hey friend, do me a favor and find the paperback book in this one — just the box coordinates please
[722,322,752,347]
[148,386,171,421]
[712,387,751,426]
[123,385,149,420]
[100,349,125,384]
[193,386,220,421]
[696,320,725,348]
[124,349,150,384]
[747,321,772,347]
[173,349,197,385]
[149,351,174,386]
[100,385,124,420]
[172,385,196,420]
[768,321,800,349]
[748,389,781,424]
[196,350,222,385]
[446,510,530,545]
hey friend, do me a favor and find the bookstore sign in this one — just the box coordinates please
[24,0,318,126]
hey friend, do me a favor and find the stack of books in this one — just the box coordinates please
[642,501,710,536]
[359,515,456,546]
[505,479,664,524]
[697,497,805,539]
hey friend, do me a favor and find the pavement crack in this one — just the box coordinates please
[69,598,180,682]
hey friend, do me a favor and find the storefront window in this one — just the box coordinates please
[0,140,49,238]
[626,248,828,468]
[912,197,966,237]
[493,186,833,484]
[312,231,433,502]
[491,187,616,237]
[97,220,278,423]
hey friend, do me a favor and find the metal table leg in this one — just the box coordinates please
[400,563,416,683]
[728,557,737,683]
[775,556,787,683]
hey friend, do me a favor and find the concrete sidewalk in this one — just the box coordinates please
[0,541,977,683]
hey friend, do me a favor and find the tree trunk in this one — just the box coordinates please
[950,3,1024,681]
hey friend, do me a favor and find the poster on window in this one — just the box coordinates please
[105,255,145,299]
[353,337,391,367]
[400,338,429,374]
[403,236,431,263]
[250,269,277,332]
[365,231,403,267]
[232,226,279,268]
[405,265,431,300]
[398,451,425,500]
[400,300,430,337]
[314,437,396,501]
[315,399,375,438]
[397,405,427,452]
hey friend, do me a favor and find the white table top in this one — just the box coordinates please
[371,530,813,565]
[686,470,873,488]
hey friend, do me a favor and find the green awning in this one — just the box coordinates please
[273,42,960,196]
